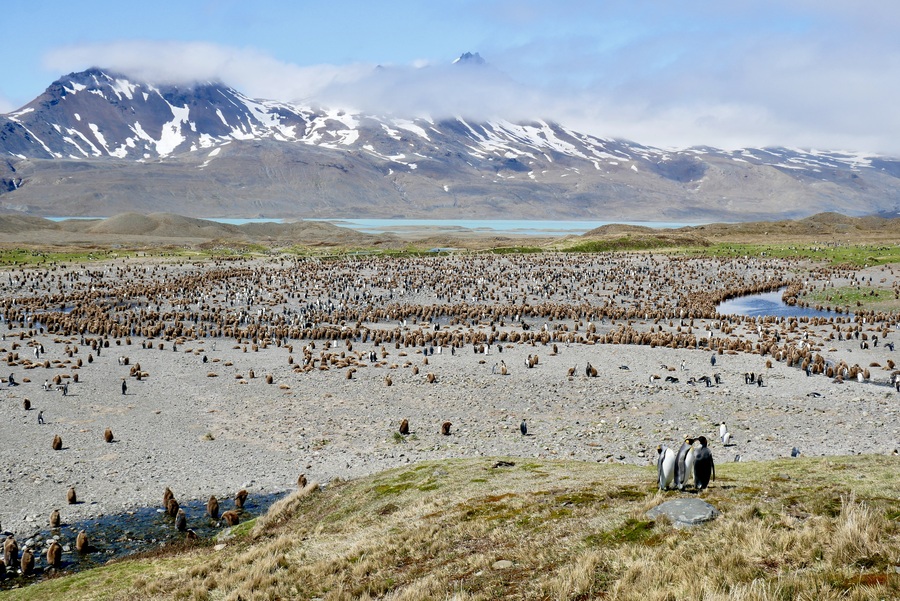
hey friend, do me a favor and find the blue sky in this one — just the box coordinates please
[4,0,900,154]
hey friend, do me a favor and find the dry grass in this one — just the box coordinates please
[4,456,899,600]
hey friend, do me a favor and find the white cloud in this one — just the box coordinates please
[315,60,544,122]
[42,41,372,103]
[478,1,900,154]
[36,6,900,157]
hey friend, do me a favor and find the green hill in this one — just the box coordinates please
[4,456,898,600]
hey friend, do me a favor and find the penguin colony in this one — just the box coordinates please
[0,250,895,582]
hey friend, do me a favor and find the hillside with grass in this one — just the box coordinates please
[5,455,898,600]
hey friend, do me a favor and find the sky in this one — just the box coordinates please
[3,0,900,154]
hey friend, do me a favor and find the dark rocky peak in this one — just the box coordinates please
[453,52,486,66]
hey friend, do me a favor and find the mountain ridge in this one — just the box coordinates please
[2,68,900,221]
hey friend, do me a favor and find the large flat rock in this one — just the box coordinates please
[647,498,720,527]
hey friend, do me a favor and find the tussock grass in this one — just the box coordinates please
[563,236,690,253]
[802,285,898,310]
[4,456,898,600]
[688,241,900,267]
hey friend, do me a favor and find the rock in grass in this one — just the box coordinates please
[646,498,719,528]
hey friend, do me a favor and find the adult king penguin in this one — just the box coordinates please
[657,445,676,490]
[674,437,695,490]
[694,436,716,490]
[682,439,697,490]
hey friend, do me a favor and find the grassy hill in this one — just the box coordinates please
[3,455,898,600]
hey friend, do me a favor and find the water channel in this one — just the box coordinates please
[715,288,851,319]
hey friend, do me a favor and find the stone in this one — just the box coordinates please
[492,559,514,570]
[647,498,720,528]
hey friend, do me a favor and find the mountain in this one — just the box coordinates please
[2,65,900,221]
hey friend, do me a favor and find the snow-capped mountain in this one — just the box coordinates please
[2,66,899,220]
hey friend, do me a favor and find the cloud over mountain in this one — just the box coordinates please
[43,41,373,104]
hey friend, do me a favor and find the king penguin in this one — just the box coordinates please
[694,435,716,490]
[657,445,676,490]
[674,437,695,490]
[682,439,697,490]
[520,419,527,436]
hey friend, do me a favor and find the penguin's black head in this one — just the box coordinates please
[698,435,708,446]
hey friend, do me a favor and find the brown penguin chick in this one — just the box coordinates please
[49,509,61,528]
[22,398,30,411]
[234,489,249,510]
[52,434,62,451]
[206,495,220,520]
[75,530,88,553]
[163,487,174,508]
[175,509,187,532]
[3,536,18,568]
[441,421,452,435]
[20,548,34,576]
[297,474,308,489]
[104,428,114,443]
[399,419,409,435]
[67,487,77,505]
[166,497,179,518]
[46,540,62,569]
[222,510,240,526]
[185,529,199,541]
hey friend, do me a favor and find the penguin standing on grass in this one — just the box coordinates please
[683,440,697,489]
[674,437,695,490]
[657,445,676,490]
[694,436,716,490]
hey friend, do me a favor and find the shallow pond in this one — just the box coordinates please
[715,288,850,319]
[0,490,288,589]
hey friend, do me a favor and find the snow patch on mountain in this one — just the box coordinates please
[392,119,431,141]
[110,78,137,101]
[157,101,190,156]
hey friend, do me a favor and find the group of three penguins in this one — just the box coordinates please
[657,435,715,491]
